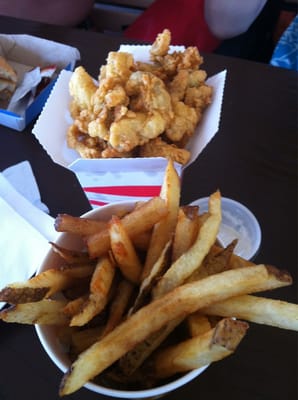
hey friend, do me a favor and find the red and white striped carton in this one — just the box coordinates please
[69,158,182,208]
[33,45,226,208]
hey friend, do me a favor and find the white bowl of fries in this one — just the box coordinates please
[0,159,296,397]
[35,195,212,398]
[0,162,296,398]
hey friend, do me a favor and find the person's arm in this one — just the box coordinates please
[204,0,268,39]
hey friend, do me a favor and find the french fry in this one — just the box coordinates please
[63,295,88,318]
[119,241,173,375]
[202,294,298,331]
[71,327,104,356]
[189,239,237,281]
[152,190,222,299]
[55,214,107,236]
[118,238,280,375]
[171,206,200,262]
[152,318,249,379]
[141,159,180,280]
[0,299,69,325]
[187,312,212,337]
[119,317,182,377]
[228,251,256,269]
[59,264,291,395]
[62,277,90,300]
[50,242,90,264]
[109,216,143,284]
[0,264,95,304]
[86,197,168,258]
[128,240,171,315]
[120,240,236,374]
[102,279,134,336]
[120,207,220,374]
[70,256,115,327]
[131,230,152,251]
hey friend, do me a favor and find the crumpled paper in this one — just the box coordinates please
[0,34,80,128]
[0,161,58,308]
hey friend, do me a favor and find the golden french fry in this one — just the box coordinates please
[152,318,249,379]
[87,197,168,258]
[70,256,115,327]
[141,159,180,280]
[228,251,256,269]
[171,206,200,262]
[63,295,88,318]
[119,241,173,375]
[71,327,104,356]
[62,277,90,300]
[129,240,171,315]
[122,290,212,374]
[131,230,152,251]
[109,216,143,284]
[50,242,91,264]
[209,243,255,270]
[120,204,209,372]
[186,312,212,337]
[119,317,182,377]
[0,299,69,325]
[102,279,134,337]
[189,239,237,281]
[152,190,222,298]
[202,294,298,331]
[54,214,108,236]
[59,264,291,395]
[0,264,95,304]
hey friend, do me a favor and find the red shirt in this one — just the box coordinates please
[124,0,221,52]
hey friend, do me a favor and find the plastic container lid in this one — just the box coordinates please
[190,196,262,260]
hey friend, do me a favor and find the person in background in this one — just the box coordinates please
[204,0,268,39]
[124,0,284,63]
[0,0,94,27]
[210,0,288,63]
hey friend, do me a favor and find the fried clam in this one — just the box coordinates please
[67,28,213,160]
[139,137,191,165]
[69,66,97,111]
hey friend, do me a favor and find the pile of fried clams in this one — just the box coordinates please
[67,29,213,165]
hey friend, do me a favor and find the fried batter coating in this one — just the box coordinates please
[126,71,173,116]
[69,66,97,110]
[103,52,134,83]
[67,124,104,159]
[139,137,190,165]
[104,85,129,108]
[151,46,204,80]
[165,101,198,142]
[184,84,213,113]
[150,28,171,57]
[109,110,167,152]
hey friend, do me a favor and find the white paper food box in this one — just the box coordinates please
[0,34,80,131]
[33,45,226,207]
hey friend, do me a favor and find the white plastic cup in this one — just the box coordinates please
[191,196,262,260]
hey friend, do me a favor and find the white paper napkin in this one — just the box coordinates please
[0,161,58,308]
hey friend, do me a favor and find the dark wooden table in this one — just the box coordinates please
[0,15,297,400]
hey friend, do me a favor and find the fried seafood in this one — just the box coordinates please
[69,66,97,110]
[139,137,191,165]
[67,29,212,164]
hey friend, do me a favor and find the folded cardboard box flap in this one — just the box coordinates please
[0,34,80,131]
[33,45,226,207]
